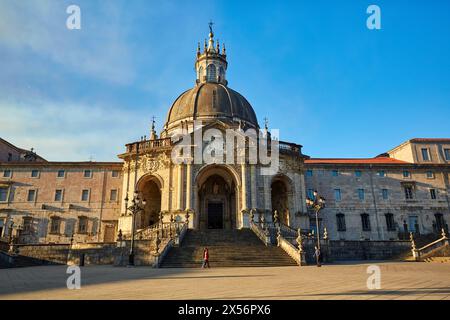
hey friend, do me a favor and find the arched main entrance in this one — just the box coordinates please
[196,165,239,230]
[271,175,293,226]
[136,175,162,229]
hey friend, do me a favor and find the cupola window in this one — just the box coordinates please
[206,64,217,82]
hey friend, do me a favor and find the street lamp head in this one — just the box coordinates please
[313,190,318,197]
[124,194,129,202]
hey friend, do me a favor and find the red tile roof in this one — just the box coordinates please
[305,157,410,165]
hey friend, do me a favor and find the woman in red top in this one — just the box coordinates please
[202,247,210,268]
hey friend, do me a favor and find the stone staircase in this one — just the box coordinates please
[160,229,297,268]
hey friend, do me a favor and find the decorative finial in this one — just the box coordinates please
[209,20,214,35]
[150,116,157,140]
[216,39,220,52]
[204,39,207,52]
[222,43,226,55]
[197,42,200,55]
[264,117,269,130]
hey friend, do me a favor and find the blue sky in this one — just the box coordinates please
[0,0,449,161]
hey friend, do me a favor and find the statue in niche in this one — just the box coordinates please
[213,182,219,195]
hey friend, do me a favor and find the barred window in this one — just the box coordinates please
[385,213,396,231]
[336,213,346,232]
[78,216,88,234]
[361,213,371,231]
[50,217,61,234]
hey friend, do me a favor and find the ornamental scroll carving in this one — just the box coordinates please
[140,153,171,173]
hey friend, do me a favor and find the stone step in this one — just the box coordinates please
[160,229,297,268]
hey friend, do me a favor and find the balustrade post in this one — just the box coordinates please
[296,228,306,266]
[410,232,420,261]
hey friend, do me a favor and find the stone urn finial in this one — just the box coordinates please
[296,228,303,252]
[409,232,416,250]
[273,210,279,224]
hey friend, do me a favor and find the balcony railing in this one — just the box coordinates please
[126,138,173,154]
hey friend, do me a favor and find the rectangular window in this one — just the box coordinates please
[22,216,32,233]
[78,216,88,234]
[361,214,371,231]
[110,189,117,201]
[306,170,313,177]
[332,170,339,177]
[50,217,61,234]
[382,189,389,200]
[57,170,65,178]
[31,170,39,178]
[358,188,365,200]
[426,171,434,179]
[336,214,346,232]
[84,170,92,178]
[55,189,63,202]
[430,189,437,200]
[355,170,362,177]
[3,170,12,178]
[81,189,90,201]
[404,186,413,199]
[385,213,396,231]
[27,190,36,202]
[403,170,410,178]
[0,187,8,202]
[445,149,450,161]
[421,148,430,161]
[112,170,120,178]
[377,170,385,177]
[334,189,341,201]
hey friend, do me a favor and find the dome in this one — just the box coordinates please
[164,82,259,131]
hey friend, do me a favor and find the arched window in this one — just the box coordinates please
[206,64,217,82]
[219,66,225,81]
[198,66,203,81]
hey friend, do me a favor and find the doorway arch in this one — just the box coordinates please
[195,164,240,230]
[136,174,162,229]
[270,174,293,225]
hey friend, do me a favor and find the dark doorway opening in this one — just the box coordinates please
[208,202,223,229]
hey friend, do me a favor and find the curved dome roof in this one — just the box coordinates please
[165,83,259,130]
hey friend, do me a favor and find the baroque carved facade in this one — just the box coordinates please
[1,29,449,245]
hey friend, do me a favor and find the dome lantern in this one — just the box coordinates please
[195,22,228,86]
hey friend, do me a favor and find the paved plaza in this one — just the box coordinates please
[0,262,449,300]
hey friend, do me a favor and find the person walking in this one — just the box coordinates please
[313,246,322,267]
[202,247,210,268]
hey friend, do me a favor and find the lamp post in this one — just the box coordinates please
[124,190,146,266]
[306,190,326,267]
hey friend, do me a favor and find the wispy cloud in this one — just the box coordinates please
[0,96,150,161]
[0,0,135,85]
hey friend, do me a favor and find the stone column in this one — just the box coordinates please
[177,164,183,210]
[241,163,248,211]
[250,165,257,209]
[185,162,192,210]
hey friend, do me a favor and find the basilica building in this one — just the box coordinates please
[0,28,449,248]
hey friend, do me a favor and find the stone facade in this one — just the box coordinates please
[1,29,449,248]
[0,161,122,244]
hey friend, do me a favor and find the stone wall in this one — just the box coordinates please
[301,240,411,263]
[13,243,70,264]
